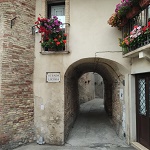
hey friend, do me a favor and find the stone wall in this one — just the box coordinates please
[78,73,95,104]
[0,0,35,149]
[112,78,125,139]
[95,73,104,98]
[64,76,79,140]
[78,73,104,104]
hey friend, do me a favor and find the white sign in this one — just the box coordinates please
[46,72,60,83]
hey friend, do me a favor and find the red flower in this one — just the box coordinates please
[54,38,58,42]
[38,17,41,21]
[63,40,66,44]
[134,25,138,29]
[56,42,60,45]
[142,26,148,32]
[148,21,150,27]
[64,33,67,37]
[35,21,39,25]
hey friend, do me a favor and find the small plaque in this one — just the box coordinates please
[46,72,60,83]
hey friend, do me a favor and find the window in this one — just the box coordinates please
[39,0,69,54]
[47,0,65,27]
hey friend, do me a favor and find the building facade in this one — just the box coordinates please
[0,0,150,149]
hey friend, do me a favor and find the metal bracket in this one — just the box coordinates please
[11,17,17,28]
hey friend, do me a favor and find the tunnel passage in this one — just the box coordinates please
[64,58,125,141]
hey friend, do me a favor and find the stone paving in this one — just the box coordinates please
[14,98,136,150]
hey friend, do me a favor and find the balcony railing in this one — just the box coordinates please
[122,5,150,54]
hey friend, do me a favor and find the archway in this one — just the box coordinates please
[78,72,104,104]
[64,57,127,141]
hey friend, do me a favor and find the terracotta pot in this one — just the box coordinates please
[126,6,140,19]
[139,0,150,8]
[119,18,128,27]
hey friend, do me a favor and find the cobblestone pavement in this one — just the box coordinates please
[14,98,136,150]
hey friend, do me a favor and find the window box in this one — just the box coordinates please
[35,16,70,53]
[40,50,70,55]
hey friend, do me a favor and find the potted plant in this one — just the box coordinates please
[35,16,67,51]
[119,23,150,53]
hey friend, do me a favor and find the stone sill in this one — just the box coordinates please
[132,142,148,150]
[123,44,150,58]
[40,51,70,55]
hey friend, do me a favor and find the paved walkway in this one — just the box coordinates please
[15,98,135,150]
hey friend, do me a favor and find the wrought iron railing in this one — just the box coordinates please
[122,5,150,54]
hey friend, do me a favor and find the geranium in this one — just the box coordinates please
[35,16,67,51]
[142,21,150,34]
[130,25,142,39]
[119,22,150,53]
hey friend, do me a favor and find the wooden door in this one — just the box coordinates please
[136,73,150,149]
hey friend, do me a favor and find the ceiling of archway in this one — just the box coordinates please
[64,57,128,84]
[65,62,122,84]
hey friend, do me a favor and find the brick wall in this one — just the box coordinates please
[112,80,125,139]
[0,0,35,149]
[64,76,79,140]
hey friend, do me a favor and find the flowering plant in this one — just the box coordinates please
[115,0,132,17]
[108,0,141,28]
[35,16,67,51]
[119,22,150,53]
[108,13,122,27]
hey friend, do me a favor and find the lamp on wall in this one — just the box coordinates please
[32,25,39,35]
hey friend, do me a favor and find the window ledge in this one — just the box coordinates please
[40,50,70,55]
[123,43,150,58]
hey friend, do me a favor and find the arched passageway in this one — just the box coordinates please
[64,58,127,142]
[78,72,104,104]
[66,98,128,148]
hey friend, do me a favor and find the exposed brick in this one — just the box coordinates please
[0,0,36,149]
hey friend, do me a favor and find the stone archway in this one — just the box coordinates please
[64,57,126,141]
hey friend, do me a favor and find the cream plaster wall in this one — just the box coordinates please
[131,57,150,74]
[34,0,131,144]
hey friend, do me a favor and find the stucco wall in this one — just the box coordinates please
[131,57,150,74]
[34,0,130,145]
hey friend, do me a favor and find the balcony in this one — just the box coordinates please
[108,0,150,58]
[121,6,150,57]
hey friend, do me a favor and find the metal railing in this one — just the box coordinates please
[122,5,150,53]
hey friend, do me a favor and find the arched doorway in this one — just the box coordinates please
[64,57,127,142]
[78,72,104,104]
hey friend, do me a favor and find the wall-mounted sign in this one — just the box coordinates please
[46,72,60,83]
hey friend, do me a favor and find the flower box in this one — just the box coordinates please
[119,18,128,27]
[45,48,65,51]
[126,6,140,19]
[35,16,67,52]
[139,0,150,8]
